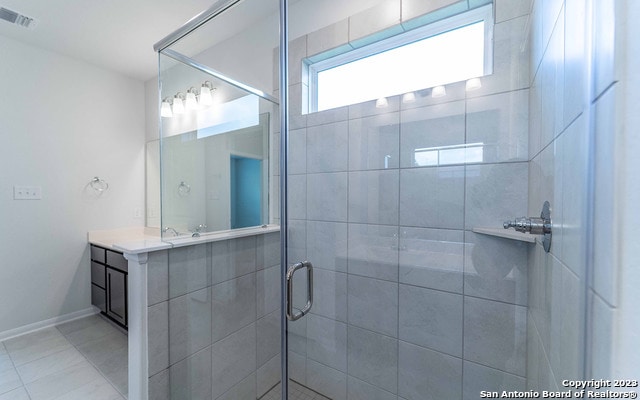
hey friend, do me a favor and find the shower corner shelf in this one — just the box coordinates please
[472,227,537,243]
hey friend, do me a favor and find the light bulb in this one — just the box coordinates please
[431,86,446,98]
[402,92,416,104]
[199,83,213,107]
[185,89,198,111]
[161,100,173,118]
[172,94,185,114]
[465,77,482,91]
[375,97,388,108]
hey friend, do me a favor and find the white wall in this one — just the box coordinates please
[0,35,146,335]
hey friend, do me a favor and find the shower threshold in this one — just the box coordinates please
[261,380,331,400]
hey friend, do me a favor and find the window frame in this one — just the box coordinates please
[306,4,494,113]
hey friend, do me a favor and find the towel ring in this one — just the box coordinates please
[178,181,191,196]
[90,177,109,192]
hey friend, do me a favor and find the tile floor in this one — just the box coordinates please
[0,314,327,400]
[261,381,330,400]
[0,314,127,400]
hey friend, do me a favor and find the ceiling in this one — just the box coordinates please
[0,0,275,82]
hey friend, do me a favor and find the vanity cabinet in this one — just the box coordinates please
[90,245,128,329]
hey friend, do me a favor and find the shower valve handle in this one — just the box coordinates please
[503,217,550,235]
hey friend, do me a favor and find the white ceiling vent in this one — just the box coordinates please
[0,7,36,29]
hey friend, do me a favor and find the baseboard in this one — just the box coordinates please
[0,307,99,342]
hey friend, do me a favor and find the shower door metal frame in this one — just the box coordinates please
[278,0,291,399]
[154,1,293,398]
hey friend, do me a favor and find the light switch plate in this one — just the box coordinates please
[14,185,42,200]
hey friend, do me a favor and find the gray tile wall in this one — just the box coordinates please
[526,0,619,391]
[281,1,531,398]
[146,231,281,399]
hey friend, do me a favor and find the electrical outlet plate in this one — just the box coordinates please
[14,185,42,200]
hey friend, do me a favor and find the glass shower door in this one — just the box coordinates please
[281,0,558,399]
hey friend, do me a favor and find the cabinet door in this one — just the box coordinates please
[91,284,106,313]
[106,267,127,326]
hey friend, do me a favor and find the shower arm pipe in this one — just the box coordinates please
[160,48,279,104]
[153,0,241,52]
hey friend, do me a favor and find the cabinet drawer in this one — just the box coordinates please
[91,284,106,313]
[90,245,106,263]
[91,261,106,288]
[106,250,127,272]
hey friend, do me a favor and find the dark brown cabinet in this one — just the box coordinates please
[90,245,128,329]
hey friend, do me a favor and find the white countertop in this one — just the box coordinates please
[88,225,280,254]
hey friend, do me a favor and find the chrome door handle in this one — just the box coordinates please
[286,261,313,321]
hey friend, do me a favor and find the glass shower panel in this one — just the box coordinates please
[154,0,281,396]
[159,52,275,236]
[281,0,581,398]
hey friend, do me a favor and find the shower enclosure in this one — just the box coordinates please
[148,0,601,398]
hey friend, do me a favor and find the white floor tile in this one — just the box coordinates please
[61,318,121,347]
[54,378,124,400]
[17,347,86,384]
[25,360,103,400]
[0,368,22,396]
[3,329,72,367]
[0,350,14,374]
[0,387,30,400]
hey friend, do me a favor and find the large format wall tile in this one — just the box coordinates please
[217,372,256,400]
[306,359,347,400]
[212,273,257,342]
[466,90,529,164]
[256,311,280,368]
[464,162,528,229]
[348,224,399,282]
[256,265,279,318]
[347,375,398,400]
[398,341,462,400]
[399,285,463,357]
[462,361,526,400]
[348,326,398,394]
[306,314,347,372]
[464,232,528,305]
[170,347,212,400]
[400,166,465,229]
[307,173,348,222]
[211,236,257,285]
[306,121,349,173]
[310,268,347,322]
[168,244,210,298]
[463,297,527,376]
[211,324,257,399]
[148,302,169,376]
[348,170,399,225]
[169,287,212,364]
[349,112,400,171]
[348,275,398,337]
[148,250,169,305]
[289,128,307,175]
[399,101,465,169]
[399,227,464,293]
[306,221,348,273]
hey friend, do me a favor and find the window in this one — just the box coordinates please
[307,5,493,112]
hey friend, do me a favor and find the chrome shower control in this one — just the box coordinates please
[504,201,552,252]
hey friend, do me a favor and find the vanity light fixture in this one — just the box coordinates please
[402,92,416,104]
[161,98,173,118]
[199,81,215,107]
[375,97,389,108]
[465,77,482,91]
[185,87,198,111]
[431,85,446,98]
[172,93,185,114]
